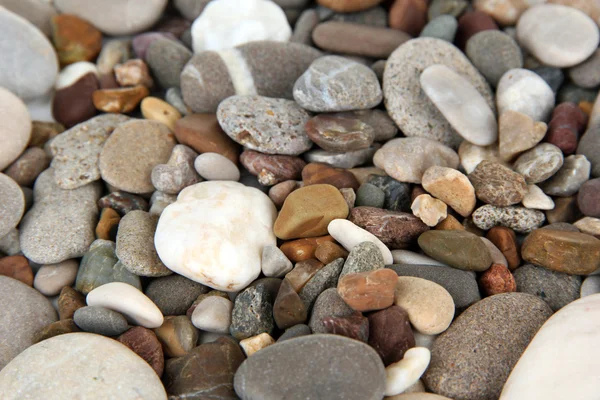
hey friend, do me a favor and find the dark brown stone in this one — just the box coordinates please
[33,319,80,343]
[314,241,349,265]
[546,195,581,224]
[273,278,308,330]
[0,255,33,286]
[118,326,165,377]
[305,114,375,152]
[455,10,499,49]
[92,86,149,113]
[349,206,429,249]
[389,0,428,36]
[545,102,587,155]
[368,305,415,366]
[302,162,360,190]
[98,191,149,215]
[323,312,369,342]
[29,121,65,148]
[52,73,99,128]
[486,226,521,270]
[241,150,306,186]
[154,315,199,358]
[57,286,86,320]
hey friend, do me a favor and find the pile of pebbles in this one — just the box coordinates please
[1,0,600,399]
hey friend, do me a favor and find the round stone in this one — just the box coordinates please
[0,8,59,101]
[54,0,168,36]
[0,88,32,171]
[145,274,208,316]
[33,259,79,296]
[0,173,25,239]
[517,4,599,68]
[513,143,564,184]
[194,152,240,181]
[497,68,555,122]
[466,30,523,87]
[539,154,591,196]
[0,333,167,399]
[383,37,494,148]
[99,120,176,194]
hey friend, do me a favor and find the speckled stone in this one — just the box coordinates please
[514,263,581,311]
[468,160,528,207]
[309,287,355,333]
[472,205,545,233]
[146,274,208,316]
[73,306,129,336]
[230,284,274,340]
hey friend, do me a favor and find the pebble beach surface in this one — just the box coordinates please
[1,0,600,399]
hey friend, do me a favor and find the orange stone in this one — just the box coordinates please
[435,215,465,231]
[315,241,349,265]
[285,259,325,292]
[0,255,33,286]
[337,269,398,312]
[92,86,149,113]
[302,163,360,190]
[479,264,516,296]
[51,14,102,65]
[389,0,428,36]
[174,114,240,164]
[280,235,335,262]
[95,207,121,240]
[486,226,521,270]
[58,286,86,320]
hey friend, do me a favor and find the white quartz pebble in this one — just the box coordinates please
[328,219,393,265]
[191,296,233,333]
[385,347,431,397]
[522,184,555,210]
[496,68,555,122]
[391,250,448,267]
[194,152,240,181]
[411,194,447,227]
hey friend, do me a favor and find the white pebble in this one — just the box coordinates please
[411,194,447,227]
[574,217,600,236]
[385,347,431,397]
[55,62,98,90]
[327,219,393,265]
[261,244,293,278]
[496,68,555,122]
[391,250,448,267]
[522,184,555,210]
[191,296,233,333]
[86,282,164,328]
[194,152,240,181]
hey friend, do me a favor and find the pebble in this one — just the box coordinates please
[498,110,547,161]
[181,41,321,113]
[217,95,312,155]
[540,154,591,196]
[338,269,398,312]
[175,114,240,164]
[305,114,375,153]
[280,235,334,263]
[191,295,233,333]
[332,5,387,27]
[293,55,382,112]
[308,287,354,333]
[33,259,79,296]
[472,205,546,233]
[240,150,305,186]
[0,333,167,399]
[522,184,555,210]
[513,143,564,184]
[152,145,201,194]
[165,87,190,116]
[424,293,552,400]
[421,64,497,146]
[420,14,458,42]
[0,276,57,370]
[469,160,528,206]
[577,125,600,178]
[4,147,49,187]
[99,120,176,194]
[141,97,181,131]
[0,174,25,240]
[391,251,447,267]
[546,102,587,155]
[355,183,385,208]
[581,276,600,297]
[73,306,129,336]
[262,245,293,278]
[0,8,59,101]
[418,230,492,272]
[146,38,191,89]
[368,305,416,366]
[286,259,323,292]
[455,10,499,49]
[145,274,208,316]
[149,191,177,217]
[385,347,431,397]
[395,277,454,335]
[234,334,386,400]
[514,263,581,311]
[154,315,198,357]
[0,88,32,172]
[54,0,167,35]
[328,219,393,265]
[374,138,459,184]
[0,255,32,286]
[466,30,523,87]
[458,141,509,174]
[114,59,154,89]
[422,166,475,217]
[194,152,240,181]
[496,68,555,122]
[337,241,383,279]
[521,229,600,275]
[239,332,275,357]
[98,191,149,215]
[58,286,86,320]
[0,0,57,36]
[517,4,599,68]
[315,241,349,264]
[312,21,410,59]
[51,14,102,65]
[230,283,274,340]
[349,207,428,250]
[20,169,102,264]
[384,37,494,148]
[52,62,99,128]
[323,311,369,342]
[546,196,580,224]
[302,162,360,190]
[500,294,600,400]
[388,0,427,35]
[33,319,80,343]
[568,49,600,90]
[118,326,164,377]
[574,216,600,236]
[273,278,307,329]
[0,228,20,256]
[411,194,448,227]
[87,282,164,329]
[49,114,130,190]
[479,263,517,296]
[306,145,377,169]
[318,0,382,12]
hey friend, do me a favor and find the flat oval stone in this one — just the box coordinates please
[513,143,564,184]
[73,306,129,336]
[293,55,382,112]
[33,259,79,296]
[418,230,492,272]
[155,181,277,291]
[384,37,494,148]
[217,95,313,155]
[305,114,375,152]
[0,333,167,400]
[517,4,599,68]
[500,294,600,400]
[0,174,25,239]
[466,30,523,87]
[521,229,600,275]
[240,150,305,186]
[234,334,386,400]
[496,68,555,122]
[420,64,497,146]
[195,152,240,181]
[374,137,459,184]
[0,8,59,101]
[424,293,552,400]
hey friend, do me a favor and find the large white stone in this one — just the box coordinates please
[191,0,291,53]
[327,219,393,265]
[517,4,599,68]
[496,68,555,122]
[155,181,277,291]
[420,64,497,146]
[500,294,600,400]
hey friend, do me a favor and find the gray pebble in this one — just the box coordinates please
[355,183,385,208]
[531,66,564,94]
[540,155,591,196]
[277,324,311,342]
[145,274,209,316]
[151,144,201,194]
[165,87,190,116]
[4,147,50,187]
[308,288,355,334]
[577,125,600,178]
[466,30,523,87]
[304,144,379,169]
[367,175,412,212]
[340,241,384,279]
[331,6,387,27]
[558,82,597,104]
[291,9,319,45]
[73,306,129,336]
[371,60,385,83]
[230,284,274,340]
[472,205,545,233]
[298,258,344,312]
[174,0,210,20]
[581,275,600,297]
[261,244,293,278]
[0,173,25,239]
[513,143,564,184]
[149,191,177,217]
[568,49,600,89]
[0,228,20,256]
[514,264,581,311]
[146,38,192,89]
[420,15,458,42]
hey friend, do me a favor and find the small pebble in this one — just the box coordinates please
[385,347,431,397]
[422,166,475,217]
[458,141,509,174]
[240,150,305,186]
[522,184,555,210]
[496,68,555,122]
[153,315,198,358]
[513,263,581,311]
[194,152,240,181]
[368,305,415,366]
[573,217,600,236]
[146,38,192,89]
[580,276,600,297]
[0,255,33,286]
[239,332,275,357]
[498,110,547,162]
[466,30,523,87]
[73,306,129,336]
[411,194,448,227]
[421,15,458,42]
[540,154,591,196]
[151,144,201,194]
[328,219,393,265]
[191,295,233,333]
[513,143,564,184]
[92,86,149,113]
[305,114,375,152]
[468,160,528,207]
[418,230,492,272]
[479,263,517,296]
[545,102,587,155]
[117,326,164,377]
[33,259,79,296]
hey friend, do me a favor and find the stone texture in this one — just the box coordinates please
[411,194,448,227]
[145,274,208,316]
[298,258,343,311]
[540,154,591,196]
[468,160,527,207]
[305,113,375,152]
[302,163,360,190]
[33,259,79,296]
[58,286,85,320]
[422,166,475,217]
[513,143,564,184]
[117,326,164,377]
[0,174,25,240]
[323,312,369,342]
[273,278,307,330]
[496,68,555,122]
[338,269,398,312]
[418,230,492,272]
[230,284,274,340]
[240,150,304,186]
[328,219,393,265]
[479,264,517,296]
[153,315,198,358]
[514,263,581,311]
[486,227,521,270]
[498,110,547,162]
[466,30,523,87]
[73,306,129,336]
[308,287,355,334]
[368,305,415,366]
[472,205,546,233]
[4,147,50,187]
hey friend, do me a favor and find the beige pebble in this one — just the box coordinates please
[421,166,475,217]
[141,96,181,131]
[33,259,79,296]
[573,217,600,236]
[385,347,431,397]
[522,184,555,210]
[86,282,164,328]
[239,332,276,357]
[394,276,455,335]
[498,110,547,162]
[458,141,509,174]
[191,295,233,334]
[411,194,447,227]
[481,237,508,267]
[194,152,240,181]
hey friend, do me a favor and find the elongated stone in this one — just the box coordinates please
[418,230,492,272]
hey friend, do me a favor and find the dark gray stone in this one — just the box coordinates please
[355,183,385,208]
[308,288,354,334]
[230,284,274,340]
[299,258,344,311]
[532,66,564,94]
[145,274,209,316]
[514,263,582,311]
[340,241,384,279]
[366,175,411,212]
[466,30,522,87]
[331,6,387,27]
[234,334,386,400]
[278,324,311,342]
[558,82,597,104]
[73,306,129,336]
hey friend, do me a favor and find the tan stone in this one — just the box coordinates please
[315,241,349,265]
[499,110,547,161]
[239,333,275,357]
[274,184,349,240]
[411,194,448,227]
[92,86,149,113]
[141,96,182,131]
[280,235,335,263]
[95,207,120,240]
[285,259,324,292]
[422,166,476,217]
[434,215,465,231]
[337,269,398,312]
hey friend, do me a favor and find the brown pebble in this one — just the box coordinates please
[435,215,465,231]
[411,185,428,203]
[545,102,588,155]
[486,227,521,270]
[29,121,65,148]
[154,315,199,358]
[546,196,581,224]
[315,241,349,265]
[0,255,33,286]
[268,180,299,208]
[273,278,308,329]
[92,85,149,113]
[53,72,99,128]
[114,59,154,88]
[99,73,120,89]
[280,235,335,263]
[240,150,306,186]
[302,162,360,190]
[51,14,102,65]
[368,305,415,366]
[95,207,121,240]
[389,0,428,36]
[337,269,398,312]
[479,264,517,296]
[323,312,369,342]
[33,319,80,344]
[3,147,50,187]
[58,286,86,320]
[285,259,325,292]
[118,326,165,377]
[455,10,499,49]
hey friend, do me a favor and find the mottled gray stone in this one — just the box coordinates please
[309,288,355,334]
[73,306,129,336]
[230,284,274,340]
[340,241,385,279]
[298,258,344,311]
[145,274,209,316]
[514,263,581,311]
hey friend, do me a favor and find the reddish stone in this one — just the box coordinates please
[578,178,600,217]
[545,102,588,155]
[57,286,86,320]
[241,150,306,186]
[52,73,98,128]
[155,16,192,38]
[315,241,349,265]
[280,235,335,262]
[479,264,517,296]
[337,269,398,312]
[0,255,33,286]
[273,279,308,330]
[302,163,360,190]
[368,305,415,366]
[51,14,102,65]
[118,326,165,377]
[486,227,521,270]
[323,312,369,342]
[455,10,499,49]
[389,0,428,36]
[268,180,299,208]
